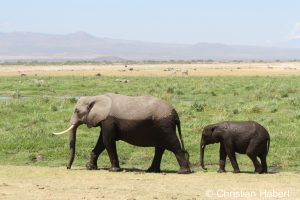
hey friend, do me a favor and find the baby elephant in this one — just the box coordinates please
[200,121,270,173]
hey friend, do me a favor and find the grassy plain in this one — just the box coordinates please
[0,68,299,173]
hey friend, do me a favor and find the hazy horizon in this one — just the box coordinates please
[1,31,300,61]
[1,0,300,48]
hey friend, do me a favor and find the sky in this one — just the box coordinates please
[0,0,300,47]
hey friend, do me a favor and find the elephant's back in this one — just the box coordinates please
[106,93,175,121]
[254,122,270,139]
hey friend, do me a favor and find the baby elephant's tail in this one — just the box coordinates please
[266,137,270,156]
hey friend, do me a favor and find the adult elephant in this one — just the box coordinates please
[200,121,270,173]
[53,93,191,174]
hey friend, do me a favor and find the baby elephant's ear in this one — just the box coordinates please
[211,125,224,139]
[205,124,215,132]
[210,126,216,132]
[87,95,112,126]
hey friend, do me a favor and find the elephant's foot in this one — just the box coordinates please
[217,168,226,173]
[109,167,122,172]
[86,162,98,170]
[146,166,161,173]
[254,167,264,174]
[233,169,240,173]
[178,168,192,174]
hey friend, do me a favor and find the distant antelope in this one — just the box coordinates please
[181,70,189,76]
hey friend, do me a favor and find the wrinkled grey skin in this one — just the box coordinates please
[67,93,191,174]
[200,121,270,173]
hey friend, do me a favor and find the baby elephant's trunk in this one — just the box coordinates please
[200,143,207,170]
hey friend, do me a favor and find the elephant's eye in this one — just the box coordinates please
[74,108,79,113]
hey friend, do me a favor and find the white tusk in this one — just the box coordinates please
[52,125,74,135]
[201,145,205,149]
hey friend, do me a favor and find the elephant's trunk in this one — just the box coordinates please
[200,143,207,170]
[67,124,78,169]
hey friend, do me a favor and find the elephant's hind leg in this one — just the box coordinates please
[247,154,262,173]
[86,130,105,170]
[258,140,268,173]
[166,139,191,174]
[173,149,191,174]
[246,140,263,173]
[258,155,268,173]
[147,147,165,173]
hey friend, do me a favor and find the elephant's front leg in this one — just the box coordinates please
[86,130,105,170]
[218,143,227,173]
[102,122,122,172]
[224,142,240,173]
[105,140,121,172]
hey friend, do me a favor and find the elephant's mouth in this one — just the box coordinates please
[86,123,93,128]
[86,122,100,128]
[85,118,96,128]
[82,115,91,127]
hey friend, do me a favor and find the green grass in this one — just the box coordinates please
[0,75,299,172]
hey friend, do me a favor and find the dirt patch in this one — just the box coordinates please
[1,62,300,76]
[0,166,299,200]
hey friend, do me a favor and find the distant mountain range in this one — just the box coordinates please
[0,31,300,61]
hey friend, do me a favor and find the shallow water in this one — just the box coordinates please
[0,96,12,100]
[0,96,80,100]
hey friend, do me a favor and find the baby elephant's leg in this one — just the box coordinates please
[218,143,227,173]
[259,155,268,173]
[246,140,263,173]
[224,143,240,173]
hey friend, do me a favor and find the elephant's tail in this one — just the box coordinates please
[176,119,190,162]
[176,119,185,150]
[266,137,270,156]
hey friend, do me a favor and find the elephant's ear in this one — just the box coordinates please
[211,124,226,139]
[210,126,216,133]
[205,124,216,134]
[87,95,112,126]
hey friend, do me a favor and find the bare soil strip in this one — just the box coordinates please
[0,166,299,200]
[1,62,300,76]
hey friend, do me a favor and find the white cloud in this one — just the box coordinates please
[289,22,300,40]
